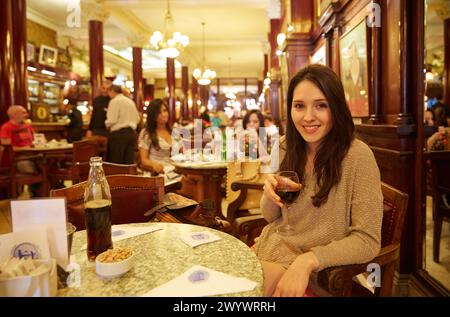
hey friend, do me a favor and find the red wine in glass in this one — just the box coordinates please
[275,171,301,236]
[275,187,301,205]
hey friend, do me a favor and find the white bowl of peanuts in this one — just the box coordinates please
[95,247,134,279]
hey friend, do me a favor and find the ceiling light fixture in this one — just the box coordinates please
[149,0,189,58]
[193,22,216,85]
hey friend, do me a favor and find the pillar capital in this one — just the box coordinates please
[127,34,147,48]
[83,2,110,22]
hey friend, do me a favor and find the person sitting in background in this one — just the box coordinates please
[242,109,268,160]
[138,99,174,173]
[256,64,382,297]
[433,104,449,128]
[0,105,34,148]
[65,98,83,143]
[0,105,42,195]
[138,99,200,200]
[424,109,435,127]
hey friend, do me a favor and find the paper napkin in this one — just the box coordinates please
[179,231,221,248]
[142,265,257,297]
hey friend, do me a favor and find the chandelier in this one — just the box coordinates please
[193,22,216,85]
[149,0,189,59]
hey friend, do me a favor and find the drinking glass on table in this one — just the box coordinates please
[274,171,302,236]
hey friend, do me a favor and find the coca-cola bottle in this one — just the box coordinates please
[84,156,113,261]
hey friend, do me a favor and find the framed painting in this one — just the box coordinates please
[38,44,58,67]
[311,42,327,66]
[339,19,369,117]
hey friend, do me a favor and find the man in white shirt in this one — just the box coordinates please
[105,85,141,164]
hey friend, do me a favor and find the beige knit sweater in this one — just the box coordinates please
[255,138,383,271]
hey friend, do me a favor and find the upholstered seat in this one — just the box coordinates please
[50,175,164,231]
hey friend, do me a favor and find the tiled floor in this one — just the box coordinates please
[424,196,450,291]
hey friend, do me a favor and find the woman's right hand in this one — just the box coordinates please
[153,162,164,174]
[263,174,283,208]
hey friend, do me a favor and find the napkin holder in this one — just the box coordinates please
[0,258,57,297]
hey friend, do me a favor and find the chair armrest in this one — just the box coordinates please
[316,244,399,296]
[232,214,268,245]
[231,180,264,191]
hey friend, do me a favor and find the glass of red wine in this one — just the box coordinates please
[274,171,301,236]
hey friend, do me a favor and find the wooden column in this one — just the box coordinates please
[269,19,281,77]
[0,0,13,125]
[191,76,199,118]
[263,53,269,78]
[166,57,176,124]
[181,66,189,120]
[269,79,280,122]
[132,46,143,111]
[396,0,414,125]
[199,84,209,108]
[89,20,104,100]
[444,18,450,107]
[282,0,314,80]
[11,0,28,109]
[369,0,382,124]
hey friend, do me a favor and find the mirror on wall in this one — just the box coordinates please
[423,0,450,292]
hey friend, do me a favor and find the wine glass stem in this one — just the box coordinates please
[282,205,290,227]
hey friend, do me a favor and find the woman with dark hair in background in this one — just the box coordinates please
[138,99,174,174]
[256,64,383,296]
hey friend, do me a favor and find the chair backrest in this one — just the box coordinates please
[72,139,100,165]
[86,135,108,160]
[428,151,450,210]
[50,175,164,231]
[380,182,409,248]
[73,161,138,184]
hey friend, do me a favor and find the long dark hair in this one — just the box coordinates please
[243,109,265,129]
[280,64,355,207]
[145,99,171,150]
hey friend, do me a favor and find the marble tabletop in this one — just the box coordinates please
[58,222,264,297]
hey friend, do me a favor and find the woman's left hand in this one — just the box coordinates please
[272,252,319,297]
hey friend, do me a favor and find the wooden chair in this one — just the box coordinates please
[86,135,108,160]
[50,175,164,231]
[47,139,100,187]
[223,161,266,224]
[0,145,48,198]
[72,161,138,184]
[234,181,409,297]
[428,150,450,262]
[0,146,11,197]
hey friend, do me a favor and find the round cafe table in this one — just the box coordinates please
[58,222,263,297]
